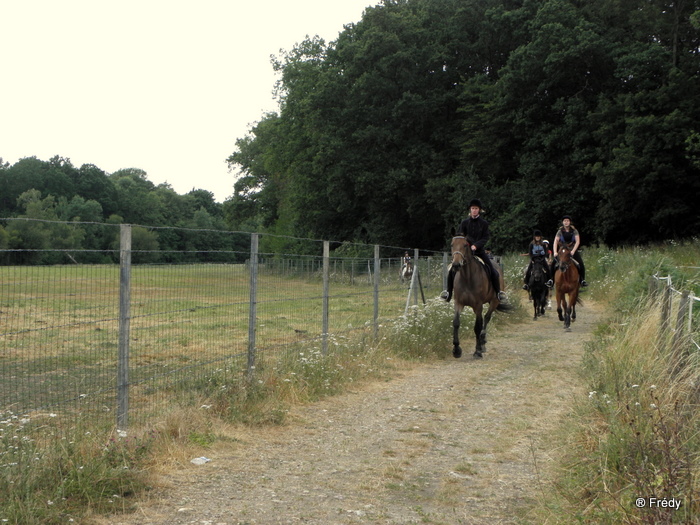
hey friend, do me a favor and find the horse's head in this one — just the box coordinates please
[558,247,572,271]
[450,236,470,268]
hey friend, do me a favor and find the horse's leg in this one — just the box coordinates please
[563,293,571,329]
[473,304,485,358]
[556,290,565,321]
[452,305,462,359]
[571,289,578,322]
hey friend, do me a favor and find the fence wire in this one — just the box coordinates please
[0,220,446,435]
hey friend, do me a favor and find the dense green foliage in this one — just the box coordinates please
[227,0,700,251]
[0,156,250,264]
[3,0,699,257]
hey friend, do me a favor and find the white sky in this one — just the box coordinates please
[1,0,375,203]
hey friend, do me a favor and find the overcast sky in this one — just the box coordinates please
[1,0,375,202]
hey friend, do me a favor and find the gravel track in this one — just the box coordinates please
[107,298,601,525]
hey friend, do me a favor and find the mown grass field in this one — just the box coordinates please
[0,261,436,420]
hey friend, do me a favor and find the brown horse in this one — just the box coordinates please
[450,236,511,359]
[554,246,581,329]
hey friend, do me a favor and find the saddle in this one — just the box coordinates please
[474,256,495,279]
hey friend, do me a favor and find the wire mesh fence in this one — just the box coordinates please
[0,219,447,435]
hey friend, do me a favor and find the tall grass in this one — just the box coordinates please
[536,240,700,524]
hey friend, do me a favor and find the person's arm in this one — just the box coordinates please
[571,229,581,255]
[471,221,489,250]
[552,231,560,254]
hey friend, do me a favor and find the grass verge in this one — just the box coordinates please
[529,240,700,524]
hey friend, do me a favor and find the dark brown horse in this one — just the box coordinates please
[527,257,549,320]
[450,236,511,359]
[554,246,581,329]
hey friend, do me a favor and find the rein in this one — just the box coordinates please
[451,236,468,264]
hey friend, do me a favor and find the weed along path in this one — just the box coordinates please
[108,299,603,525]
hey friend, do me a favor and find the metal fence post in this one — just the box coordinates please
[672,290,689,355]
[373,245,380,338]
[661,279,672,340]
[413,248,419,305]
[442,252,449,292]
[322,240,330,355]
[247,233,259,381]
[117,224,132,430]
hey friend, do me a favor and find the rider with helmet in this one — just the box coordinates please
[522,229,552,290]
[550,215,588,287]
[440,199,506,302]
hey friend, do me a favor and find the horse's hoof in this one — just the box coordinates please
[473,351,483,359]
[453,347,462,359]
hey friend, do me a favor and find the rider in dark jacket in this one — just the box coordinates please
[440,199,505,302]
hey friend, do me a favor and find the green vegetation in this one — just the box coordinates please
[533,240,700,523]
[228,0,700,250]
[3,1,699,255]
[1,241,699,523]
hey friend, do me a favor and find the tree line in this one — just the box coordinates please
[3,0,699,260]
[227,0,700,252]
[0,156,250,264]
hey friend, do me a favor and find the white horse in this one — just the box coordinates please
[400,261,413,283]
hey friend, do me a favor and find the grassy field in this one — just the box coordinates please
[0,261,427,424]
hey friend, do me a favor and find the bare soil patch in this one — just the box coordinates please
[105,298,602,525]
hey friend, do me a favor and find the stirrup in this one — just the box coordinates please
[439,290,450,301]
[581,280,589,287]
[522,284,529,291]
[497,291,507,301]
[545,279,553,288]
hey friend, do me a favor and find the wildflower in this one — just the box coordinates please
[589,391,597,398]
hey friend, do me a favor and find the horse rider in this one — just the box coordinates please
[550,215,588,287]
[440,198,506,302]
[522,229,552,290]
[542,239,553,264]
[402,251,412,268]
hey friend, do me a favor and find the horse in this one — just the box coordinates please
[400,261,413,283]
[450,236,511,359]
[554,246,582,329]
[527,257,549,320]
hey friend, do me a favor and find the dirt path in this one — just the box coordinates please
[108,298,601,525]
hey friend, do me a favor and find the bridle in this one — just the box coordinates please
[451,236,469,267]
[558,248,572,272]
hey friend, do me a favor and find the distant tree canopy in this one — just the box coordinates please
[0,155,251,264]
[227,0,700,252]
